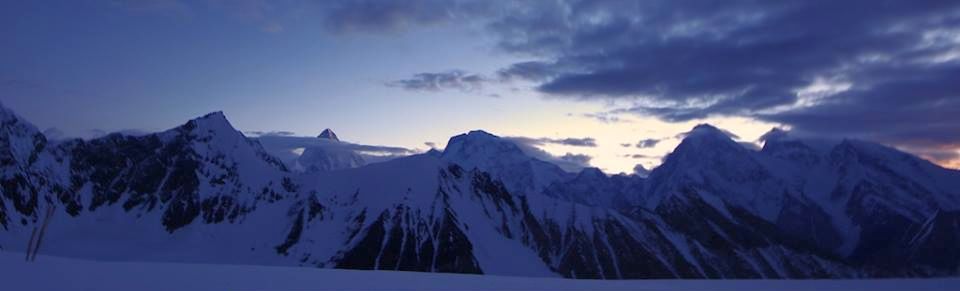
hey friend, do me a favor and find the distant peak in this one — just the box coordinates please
[462,130,499,140]
[445,130,501,146]
[759,128,790,143]
[442,129,524,161]
[633,164,650,177]
[467,129,495,136]
[577,167,606,179]
[318,128,340,141]
[693,124,739,138]
[678,123,741,141]
[668,123,745,158]
[692,123,720,131]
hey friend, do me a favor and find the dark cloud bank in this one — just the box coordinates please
[341,0,960,166]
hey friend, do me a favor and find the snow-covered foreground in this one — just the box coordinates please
[1,252,957,291]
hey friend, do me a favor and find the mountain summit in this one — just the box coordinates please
[0,108,958,279]
[441,130,571,195]
[318,128,339,141]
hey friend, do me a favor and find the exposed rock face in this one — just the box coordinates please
[317,129,339,141]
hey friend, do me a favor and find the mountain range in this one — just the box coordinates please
[1,103,958,279]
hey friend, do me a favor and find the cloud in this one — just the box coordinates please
[500,136,593,172]
[482,1,959,116]
[320,0,489,33]
[635,138,660,148]
[675,124,741,140]
[101,1,960,168]
[255,134,417,166]
[388,70,490,93]
[515,144,591,172]
[245,130,296,137]
[42,128,66,141]
[497,61,557,82]
[424,141,438,148]
[476,0,960,167]
[757,63,960,167]
[580,112,627,123]
[506,136,597,147]
[559,153,591,166]
[619,143,631,148]
[623,154,655,159]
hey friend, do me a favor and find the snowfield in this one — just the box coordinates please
[1,252,957,291]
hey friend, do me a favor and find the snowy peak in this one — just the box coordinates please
[0,102,40,134]
[441,130,526,166]
[179,111,241,137]
[318,128,340,141]
[683,124,740,143]
[167,110,288,173]
[0,102,46,167]
[666,123,747,163]
[441,130,570,195]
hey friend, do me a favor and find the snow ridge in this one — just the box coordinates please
[0,103,957,279]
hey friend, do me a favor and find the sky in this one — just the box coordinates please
[2,0,959,173]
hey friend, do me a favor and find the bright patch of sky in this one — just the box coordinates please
[4,1,952,173]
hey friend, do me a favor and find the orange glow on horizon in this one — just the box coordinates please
[938,159,960,170]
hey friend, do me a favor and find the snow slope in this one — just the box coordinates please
[2,253,957,291]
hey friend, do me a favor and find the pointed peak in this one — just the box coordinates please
[193,111,229,125]
[318,128,340,141]
[182,111,238,134]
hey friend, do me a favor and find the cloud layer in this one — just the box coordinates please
[53,0,960,168]
[505,136,597,147]
[253,133,417,166]
[343,0,960,167]
[388,70,489,93]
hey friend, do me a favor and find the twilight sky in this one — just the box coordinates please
[2,0,959,173]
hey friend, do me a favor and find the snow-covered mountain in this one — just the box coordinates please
[441,130,572,196]
[290,129,366,172]
[0,104,957,278]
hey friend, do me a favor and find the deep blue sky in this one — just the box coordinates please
[3,0,959,172]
